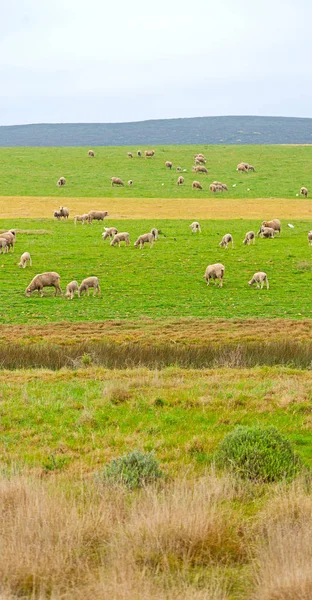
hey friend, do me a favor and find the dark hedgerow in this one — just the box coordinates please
[215,426,302,482]
[99,449,163,489]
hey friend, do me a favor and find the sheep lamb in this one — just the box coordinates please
[204,263,225,288]
[165,161,173,169]
[134,232,155,249]
[190,221,201,233]
[219,234,234,249]
[177,176,184,185]
[19,252,32,268]
[127,152,133,158]
[78,277,100,297]
[25,272,62,297]
[192,180,203,190]
[258,219,281,235]
[243,231,255,245]
[74,214,89,225]
[248,272,269,289]
[57,177,66,187]
[0,238,9,253]
[144,150,155,157]
[88,150,95,157]
[110,232,130,247]
[259,226,275,238]
[65,280,79,300]
[111,177,124,187]
[102,227,118,240]
[300,187,308,197]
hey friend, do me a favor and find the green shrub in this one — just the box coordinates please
[99,449,163,488]
[215,426,302,482]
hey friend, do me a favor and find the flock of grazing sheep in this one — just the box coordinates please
[1,148,310,299]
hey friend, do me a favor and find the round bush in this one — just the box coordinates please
[99,449,163,488]
[215,426,302,482]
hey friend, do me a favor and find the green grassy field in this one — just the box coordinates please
[0,144,311,198]
[1,217,312,324]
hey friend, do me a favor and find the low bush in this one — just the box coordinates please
[215,426,302,482]
[99,449,163,489]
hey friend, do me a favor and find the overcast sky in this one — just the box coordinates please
[1,0,311,125]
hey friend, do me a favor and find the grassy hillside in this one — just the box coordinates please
[0,144,311,199]
[1,115,312,146]
[1,218,312,325]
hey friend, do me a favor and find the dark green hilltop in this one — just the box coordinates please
[1,115,312,146]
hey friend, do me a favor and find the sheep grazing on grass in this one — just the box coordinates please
[248,165,255,172]
[59,206,69,219]
[134,232,155,249]
[88,210,108,224]
[308,231,312,246]
[204,263,225,287]
[165,161,173,169]
[248,272,269,289]
[102,227,118,240]
[192,180,202,190]
[151,228,159,240]
[110,232,130,247]
[258,219,281,236]
[194,153,205,159]
[128,180,133,186]
[88,150,95,157]
[209,184,217,193]
[127,152,133,158]
[65,280,79,300]
[74,214,89,225]
[243,231,255,245]
[193,165,208,174]
[57,177,66,187]
[237,163,249,172]
[137,150,142,157]
[190,221,201,233]
[177,176,184,185]
[195,157,206,165]
[0,238,9,253]
[300,186,308,197]
[145,150,155,157]
[0,231,15,252]
[259,226,275,238]
[219,234,234,249]
[176,166,182,172]
[78,277,100,297]
[18,252,32,268]
[54,210,62,220]
[111,177,124,187]
[25,272,62,297]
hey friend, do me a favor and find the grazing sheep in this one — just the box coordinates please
[0,231,15,252]
[145,150,155,157]
[221,183,228,191]
[258,219,281,236]
[88,150,95,157]
[102,227,118,240]
[0,238,9,253]
[128,180,133,186]
[65,280,79,300]
[165,161,173,170]
[248,272,269,289]
[192,181,202,190]
[151,228,159,240]
[137,150,142,157]
[25,272,62,297]
[18,252,32,268]
[219,234,234,249]
[111,177,124,187]
[127,152,133,158]
[193,166,208,174]
[204,263,225,287]
[215,184,224,192]
[177,176,184,185]
[248,165,255,172]
[134,232,155,249]
[190,221,201,233]
[176,166,182,172]
[54,210,62,220]
[300,186,308,197]
[59,206,69,219]
[243,231,255,245]
[78,276,100,297]
[88,210,108,224]
[74,214,89,225]
[237,163,249,172]
[209,184,217,193]
[195,157,206,165]
[308,231,312,246]
[110,232,130,247]
[57,177,66,187]
[259,226,275,238]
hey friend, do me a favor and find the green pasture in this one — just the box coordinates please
[0,144,311,198]
[1,218,312,324]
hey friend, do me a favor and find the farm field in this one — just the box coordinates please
[1,218,312,324]
[0,144,311,199]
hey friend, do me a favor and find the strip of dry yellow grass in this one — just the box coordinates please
[1,196,312,219]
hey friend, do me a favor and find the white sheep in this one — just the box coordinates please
[243,231,255,245]
[65,280,79,300]
[259,226,275,238]
[110,232,130,247]
[78,277,100,297]
[204,263,225,288]
[0,238,9,253]
[219,234,234,249]
[300,187,308,198]
[88,150,95,157]
[177,176,184,185]
[74,214,89,225]
[128,180,133,186]
[134,232,155,249]
[102,227,118,240]
[18,252,32,268]
[25,272,62,297]
[190,221,201,233]
[151,228,159,240]
[57,177,66,187]
[248,272,269,289]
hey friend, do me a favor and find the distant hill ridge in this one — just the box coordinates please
[1,116,312,146]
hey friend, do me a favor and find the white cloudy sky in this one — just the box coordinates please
[0,0,311,125]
